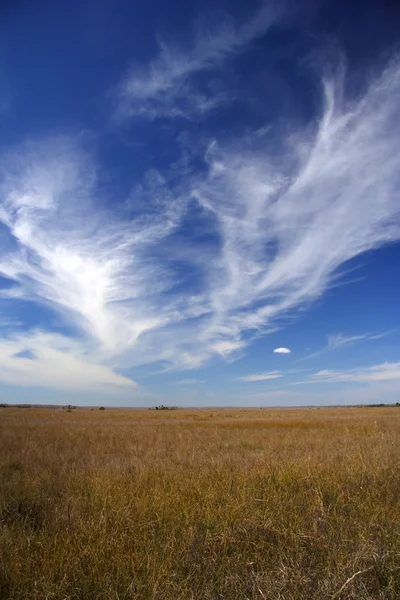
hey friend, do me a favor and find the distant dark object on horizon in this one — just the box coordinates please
[360,403,400,408]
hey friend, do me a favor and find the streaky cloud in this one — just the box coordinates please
[0,331,135,390]
[299,329,395,360]
[115,3,279,120]
[187,58,400,365]
[0,57,400,388]
[305,362,400,384]
[239,371,282,382]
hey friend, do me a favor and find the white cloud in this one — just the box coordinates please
[0,56,400,389]
[0,331,135,390]
[187,58,400,365]
[299,362,400,384]
[327,333,369,349]
[239,371,282,382]
[273,348,291,354]
[300,330,395,360]
[174,378,205,385]
[115,4,278,120]
[211,340,245,356]
[0,137,184,359]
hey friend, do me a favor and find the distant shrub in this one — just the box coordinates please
[99,406,106,411]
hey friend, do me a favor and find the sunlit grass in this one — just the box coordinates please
[0,406,399,599]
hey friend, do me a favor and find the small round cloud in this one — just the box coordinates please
[273,347,291,354]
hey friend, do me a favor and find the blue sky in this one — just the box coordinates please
[0,0,399,406]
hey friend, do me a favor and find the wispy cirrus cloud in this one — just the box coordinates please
[300,330,395,360]
[273,348,291,354]
[0,136,188,388]
[327,333,371,349]
[187,58,400,362]
[115,3,279,120]
[0,331,135,390]
[174,378,206,385]
[238,371,282,382]
[305,362,400,384]
[0,56,400,390]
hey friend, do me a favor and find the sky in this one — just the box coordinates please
[0,0,399,406]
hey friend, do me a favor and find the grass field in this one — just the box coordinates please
[0,406,399,599]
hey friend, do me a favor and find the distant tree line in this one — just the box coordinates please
[362,403,400,408]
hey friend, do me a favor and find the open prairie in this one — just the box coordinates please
[0,406,399,599]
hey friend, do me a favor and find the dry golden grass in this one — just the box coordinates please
[0,406,400,599]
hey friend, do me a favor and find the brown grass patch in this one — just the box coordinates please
[0,406,399,599]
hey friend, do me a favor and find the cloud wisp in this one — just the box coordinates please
[187,58,400,364]
[327,333,371,349]
[115,3,279,120]
[305,362,400,384]
[0,331,135,390]
[273,348,291,354]
[238,371,282,382]
[0,137,188,388]
[299,330,395,361]
[174,378,206,385]
[0,56,400,389]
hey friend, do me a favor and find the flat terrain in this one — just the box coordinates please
[0,406,399,599]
